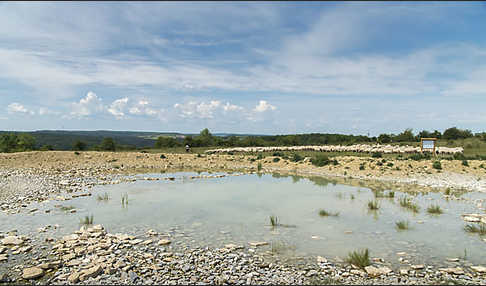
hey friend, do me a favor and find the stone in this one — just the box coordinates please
[62,253,76,261]
[79,265,102,281]
[158,239,171,246]
[463,216,480,222]
[142,239,153,245]
[248,241,268,247]
[2,236,23,245]
[411,264,424,270]
[0,254,7,262]
[306,270,318,277]
[447,258,460,262]
[129,239,143,245]
[317,256,328,263]
[22,267,44,279]
[62,234,78,241]
[68,271,80,283]
[365,266,391,277]
[471,266,486,273]
[439,267,464,275]
[400,269,409,275]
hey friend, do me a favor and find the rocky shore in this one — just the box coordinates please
[1,151,486,284]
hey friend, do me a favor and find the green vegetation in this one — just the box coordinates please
[462,160,469,167]
[464,223,486,235]
[72,140,87,151]
[257,162,262,172]
[310,154,331,167]
[318,209,340,217]
[399,196,420,213]
[367,200,379,210]
[346,248,371,268]
[432,161,442,170]
[59,205,75,212]
[272,157,280,162]
[96,192,110,201]
[427,204,443,215]
[269,215,279,227]
[0,133,36,153]
[371,152,382,158]
[359,164,365,170]
[396,220,410,230]
[79,215,94,225]
[290,153,303,162]
[350,194,355,200]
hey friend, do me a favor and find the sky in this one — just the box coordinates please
[1,2,485,136]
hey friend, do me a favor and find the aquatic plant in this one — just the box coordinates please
[60,205,75,212]
[367,200,379,210]
[464,223,486,235]
[318,209,339,217]
[427,204,443,215]
[395,220,410,230]
[399,196,420,213]
[96,192,110,201]
[269,215,279,227]
[346,248,370,268]
[79,215,94,225]
[121,193,129,207]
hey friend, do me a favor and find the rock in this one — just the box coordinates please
[129,239,143,245]
[79,265,102,281]
[68,271,80,283]
[248,241,268,247]
[400,269,409,275]
[470,266,486,273]
[62,253,76,261]
[317,256,328,263]
[158,239,171,246]
[38,262,55,270]
[2,236,23,245]
[411,264,424,270]
[365,266,391,277]
[0,272,9,282]
[0,254,7,262]
[439,267,464,275]
[62,234,78,241]
[22,267,44,279]
[396,252,407,256]
[142,239,152,245]
[447,258,460,262]
[306,270,318,277]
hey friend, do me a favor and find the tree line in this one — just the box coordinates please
[1,127,485,153]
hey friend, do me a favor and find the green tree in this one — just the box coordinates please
[197,128,214,146]
[378,134,392,144]
[443,127,473,140]
[394,128,415,142]
[154,136,179,148]
[99,137,116,151]
[0,133,18,152]
[73,140,87,151]
[17,134,36,151]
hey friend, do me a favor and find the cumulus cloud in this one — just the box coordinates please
[174,100,222,119]
[107,97,129,119]
[7,103,34,115]
[128,99,158,117]
[70,91,103,118]
[223,102,244,112]
[253,100,276,113]
[38,107,59,116]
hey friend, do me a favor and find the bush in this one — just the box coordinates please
[290,153,303,162]
[99,137,116,151]
[273,157,280,163]
[462,160,469,167]
[72,140,87,151]
[310,154,330,167]
[160,154,167,159]
[371,152,382,158]
[432,161,442,170]
[359,164,365,170]
[453,153,466,160]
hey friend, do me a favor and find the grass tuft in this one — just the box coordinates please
[346,248,370,268]
[427,204,443,215]
[399,196,420,213]
[367,200,379,210]
[270,215,279,227]
[96,192,110,201]
[395,220,410,230]
[464,223,486,235]
[79,214,94,225]
[319,209,339,217]
[121,193,129,207]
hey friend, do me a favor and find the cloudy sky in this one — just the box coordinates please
[1,2,485,135]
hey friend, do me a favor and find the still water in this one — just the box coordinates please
[1,172,485,266]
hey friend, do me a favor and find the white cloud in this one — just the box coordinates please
[128,99,158,117]
[107,97,129,119]
[223,102,244,112]
[174,100,222,119]
[253,100,276,113]
[38,107,59,116]
[7,103,34,115]
[70,91,103,118]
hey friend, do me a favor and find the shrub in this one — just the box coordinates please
[387,162,394,167]
[257,153,264,160]
[257,162,262,172]
[432,161,442,170]
[453,153,466,160]
[462,160,469,167]
[310,154,330,167]
[371,152,382,158]
[160,154,166,159]
[273,157,280,163]
[359,164,365,170]
[273,152,285,157]
[290,153,303,162]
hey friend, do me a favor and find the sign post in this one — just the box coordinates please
[421,138,437,154]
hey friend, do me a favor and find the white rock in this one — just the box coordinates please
[22,267,44,279]
[2,236,23,245]
[471,266,486,273]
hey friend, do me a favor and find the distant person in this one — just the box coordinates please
[185,144,190,153]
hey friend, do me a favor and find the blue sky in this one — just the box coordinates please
[1,2,485,136]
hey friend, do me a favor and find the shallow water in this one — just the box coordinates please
[1,171,485,266]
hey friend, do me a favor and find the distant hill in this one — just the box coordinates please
[0,130,266,150]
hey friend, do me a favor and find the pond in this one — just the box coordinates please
[1,171,485,267]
